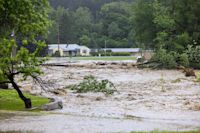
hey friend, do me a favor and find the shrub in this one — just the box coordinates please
[68,75,116,95]
[152,49,177,69]
[100,52,112,56]
[152,49,190,69]
[90,52,99,56]
[177,53,189,67]
[186,45,200,68]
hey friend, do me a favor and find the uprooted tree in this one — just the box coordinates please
[0,0,50,108]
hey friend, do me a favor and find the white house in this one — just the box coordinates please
[80,45,90,56]
[48,44,91,57]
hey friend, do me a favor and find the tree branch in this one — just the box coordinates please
[11,71,22,76]
[31,75,55,92]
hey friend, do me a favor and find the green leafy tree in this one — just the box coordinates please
[108,22,122,38]
[0,0,50,108]
[73,7,93,39]
[100,2,133,48]
[60,10,75,43]
[79,35,91,46]
[152,0,176,50]
[131,0,156,49]
[47,6,66,44]
[152,0,200,52]
[48,6,93,44]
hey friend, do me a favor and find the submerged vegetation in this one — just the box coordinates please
[68,75,116,95]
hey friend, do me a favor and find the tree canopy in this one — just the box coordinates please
[132,0,200,68]
[47,1,135,48]
[48,0,200,50]
[132,0,200,51]
[0,0,50,108]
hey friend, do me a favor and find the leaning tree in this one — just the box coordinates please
[0,0,50,108]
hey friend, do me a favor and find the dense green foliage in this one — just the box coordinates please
[0,0,50,84]
[69,75,116,95]
[48,0,200,65]
[186,45,200,68]
[131,0,200,68]
[0,89,49,111]
[151,49,191,69]
[133,0,200,51]
[152,49,177,69]
[47,1,135,48]
[131,0,156,49]
[49,0,132,17]
[0,0,50,108]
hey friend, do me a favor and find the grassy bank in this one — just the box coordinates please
[0,89,49,111]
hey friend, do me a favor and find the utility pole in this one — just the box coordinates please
[57,23,60,53]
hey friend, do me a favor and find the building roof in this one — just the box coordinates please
[48,44,90,51]
[102,48,140,53]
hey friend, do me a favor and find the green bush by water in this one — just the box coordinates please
[186,45,200,69]
[152,49,177,69]
[151,49,190,69]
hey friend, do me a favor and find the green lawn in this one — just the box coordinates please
[0,89,49,111]
[68,56,136,61]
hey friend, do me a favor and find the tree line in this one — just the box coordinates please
[133,0,200,51]
[47,0,200,51]
[47,0,200,68]
[47,1,135,48]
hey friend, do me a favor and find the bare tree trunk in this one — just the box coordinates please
[9,77,32,108]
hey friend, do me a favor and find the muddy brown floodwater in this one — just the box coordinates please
[0,59,200,133]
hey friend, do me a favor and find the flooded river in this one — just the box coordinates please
[0,59,200,132]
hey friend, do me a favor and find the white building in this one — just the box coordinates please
[48,44,90,57]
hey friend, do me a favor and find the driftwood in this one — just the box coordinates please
[177,66,196,77]
[42,62,137,68]
[137,61,161,69]
[42,63,71,67]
